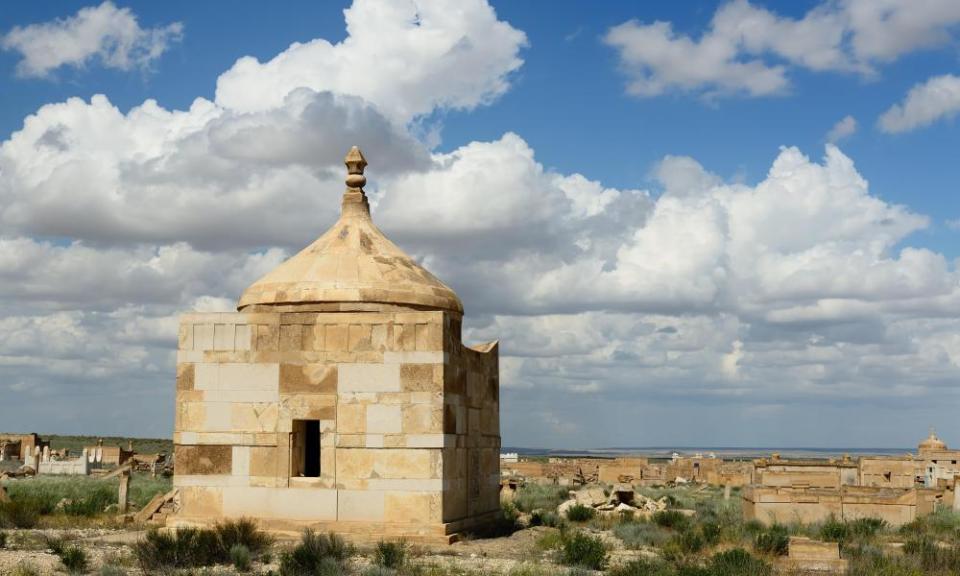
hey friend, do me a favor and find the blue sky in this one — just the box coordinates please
[1,0,959,448]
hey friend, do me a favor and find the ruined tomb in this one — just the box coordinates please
[172,147,500,542]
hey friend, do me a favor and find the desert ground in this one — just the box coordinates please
[4,471,960,576]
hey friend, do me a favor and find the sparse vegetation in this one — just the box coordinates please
[753,523,789,556]
[0,480,955,576]
[513,484,569,513]
[607,558,675,576]
[565,503,595,522]
[559,530,607,570]
[0,498,40,528]
[230,543,252,572]
[10,562,41,576]
[528,508,561,527]
[280,529,353,576]
[133,518,270,572]
[707,548,771,576]
[613,520,670,548]
[57,543,89,574]
[652,509,690,530]
[0,473,171,526]
[482,501,521,537]
[374,540,406,569]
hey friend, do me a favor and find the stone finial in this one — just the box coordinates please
[345,146,367,190]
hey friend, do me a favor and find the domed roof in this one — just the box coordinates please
[918,430,947,452]
[238,147,462,314]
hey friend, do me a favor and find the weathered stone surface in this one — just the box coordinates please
[173,148,500,543]
[177,364,195,391]
[176,445,232,475]
[280,363,337,394]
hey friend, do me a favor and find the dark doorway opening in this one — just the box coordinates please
[292,419,320,477]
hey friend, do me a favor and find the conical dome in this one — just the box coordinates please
[918,430,947,452]
[238,147,463,314]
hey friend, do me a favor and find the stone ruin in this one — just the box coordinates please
[171,147,501,543]
[744,431,960,527]
[556,484,669,519]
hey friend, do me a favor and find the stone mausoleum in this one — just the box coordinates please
[172,147,500,542]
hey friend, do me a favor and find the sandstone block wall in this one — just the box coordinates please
[173,309,499,541]
[598,458,648,484]
[744,485,940,526]
[859,458,918,488]
[755,463,858,489]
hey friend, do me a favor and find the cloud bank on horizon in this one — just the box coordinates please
[1,0,959,447]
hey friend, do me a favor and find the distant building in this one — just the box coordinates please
[0,433,48,462]
[917,430,960,489]
[745,431,959,526]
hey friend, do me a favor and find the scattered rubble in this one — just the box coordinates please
[558,485,669,518]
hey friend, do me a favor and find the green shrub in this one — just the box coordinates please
[0,530,6,548]
[215,518,272,555]
[0,499,40,528]
[505,564,559,576]
[653,510,690,530]
[514,484,569,513]
[565,504,595,522]
[753,524,789,556]
[374,540,406,569]
[903,536,960,572]
[231,544,252,572]
[606,558,675,576]
[46,536,68,555]
[280,530,352,576]
[613,521,670,549]
[99,567,127,576]
[926,509,960,536]
[849,517,886,538]
[676,529,705,554]
[529,509,561,527]
[675,566,710,576]
[61,485,115,516]
[708,548,771,576]
[700,520,722,546]
[58,544,89,574]
[535,528,564,551]
[10,562,40,576]
[478,501,521,537]
[559,531,607,570]
[1,475,171,522]
[134,527,219,570]
[661,530,705,563]
[133,519,270,571]
[820,516,849,543]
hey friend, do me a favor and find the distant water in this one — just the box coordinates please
[502,446,915,460]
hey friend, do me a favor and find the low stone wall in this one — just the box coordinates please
[38,458,90,476]
[744,485,941,526]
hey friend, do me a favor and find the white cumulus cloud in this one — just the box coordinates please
[878,74,960,133]
[826,115,857,142]
[2,0,960,446]
[604,0,960,99]
[215,0,527,124]
[1,1,183,78]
